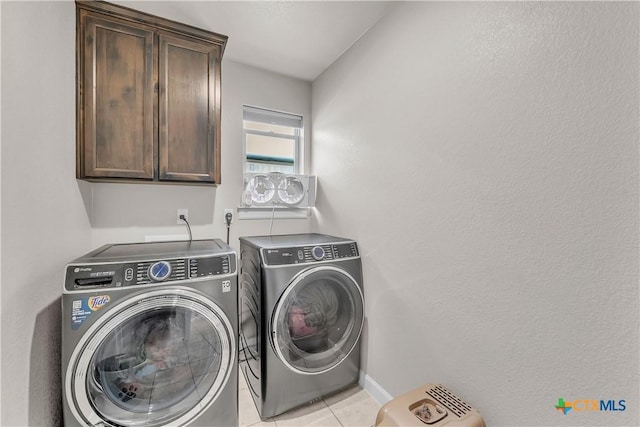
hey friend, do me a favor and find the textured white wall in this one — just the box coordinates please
[1,2,91,425]
[0,3,312,425]
[312,2,639,426]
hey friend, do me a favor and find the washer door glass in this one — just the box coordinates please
[271,266,364,374]
[68,289,234,427]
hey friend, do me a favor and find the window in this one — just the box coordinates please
[243,106,303,174]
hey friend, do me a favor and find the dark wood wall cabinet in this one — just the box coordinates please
[76,0,227,185]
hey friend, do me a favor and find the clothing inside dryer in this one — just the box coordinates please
[287,282,339,352]
[276,272,360,372]
[88,307,224,424]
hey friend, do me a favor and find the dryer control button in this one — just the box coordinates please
[311,246,325,261]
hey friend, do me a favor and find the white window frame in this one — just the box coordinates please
[239,106,309,220]
[242,105,303,174]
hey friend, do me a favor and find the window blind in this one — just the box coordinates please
[243,105,302,128]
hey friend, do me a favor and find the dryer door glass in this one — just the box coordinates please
[67,290,234,427]
[272,266,364,374]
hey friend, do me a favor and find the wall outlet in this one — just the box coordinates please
[177,208,189,224]
[224,208,234,224]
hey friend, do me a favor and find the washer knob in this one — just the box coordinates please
[148,261,172,282]
[311,246,325,261]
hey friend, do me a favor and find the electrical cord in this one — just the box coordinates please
[225,212,233,245]
[179,215,192,242]
[269,205,276,235]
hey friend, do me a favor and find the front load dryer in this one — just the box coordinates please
[62,240,238,427]
[239,233,364,419]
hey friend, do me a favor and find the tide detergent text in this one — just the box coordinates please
[88,295,110,311]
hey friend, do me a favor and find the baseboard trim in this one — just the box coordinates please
[359,371,393,404]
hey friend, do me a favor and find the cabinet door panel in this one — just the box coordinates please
[158,32,221,183]
[80,13,155,179]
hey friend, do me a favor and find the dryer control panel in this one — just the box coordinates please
[262,242,359,266]
[65,254,232,291]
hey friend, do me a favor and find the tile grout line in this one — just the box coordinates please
[324,397,344,427]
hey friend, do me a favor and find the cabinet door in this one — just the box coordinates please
[78,11,156,180]
[158,32,221,184]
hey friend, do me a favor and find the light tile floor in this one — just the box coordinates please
[239,372,382,427]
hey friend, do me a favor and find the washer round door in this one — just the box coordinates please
[271,266,364,374]
[65,288,235,427]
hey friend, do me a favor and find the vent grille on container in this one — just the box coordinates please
[136,259,186,284]
[426,384,472,418]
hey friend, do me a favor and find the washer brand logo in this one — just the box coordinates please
[88,295,110,311]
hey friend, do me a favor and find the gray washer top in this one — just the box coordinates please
[70,239,234,264]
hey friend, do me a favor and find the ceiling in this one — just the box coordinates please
[114,1,396,82]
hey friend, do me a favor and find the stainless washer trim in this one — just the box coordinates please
[63,249,238,292]
[65,287,235,427]
[63,271,237,294]
[258,241,359,268]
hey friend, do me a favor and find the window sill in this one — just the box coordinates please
[237,207,311,220]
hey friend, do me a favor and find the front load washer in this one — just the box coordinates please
[239,233,364,419]
[62,240,238,427]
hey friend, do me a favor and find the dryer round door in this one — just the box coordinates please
[271,265,364,374]
[65,288,235,427]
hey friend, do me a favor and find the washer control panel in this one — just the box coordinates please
[65,254,232,290]
[263,242,359,266]
[188,255,230,278]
